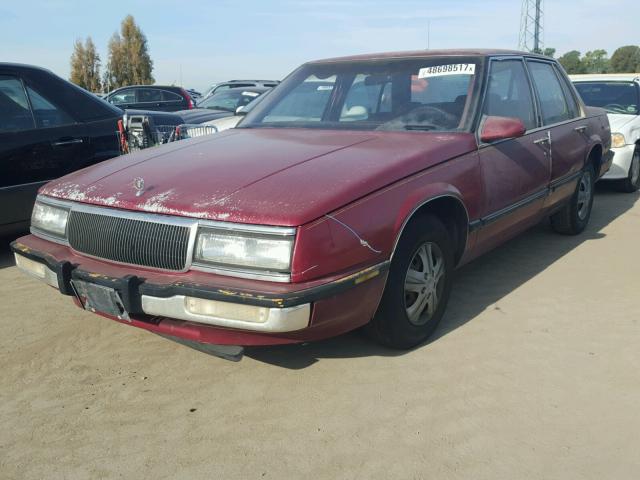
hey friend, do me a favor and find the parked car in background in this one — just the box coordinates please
[201,92,268,133]
[12,50,611,354]
[186,89,202,102]
[118,88,272,149]
[201,80,279,99]
[105,85,195,112]
[0,63,122,236]
[571,74,640,192]
[189,86,270,117]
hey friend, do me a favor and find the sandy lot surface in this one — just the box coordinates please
[1,187,639,480]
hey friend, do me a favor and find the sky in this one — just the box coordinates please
[1,0,638,92]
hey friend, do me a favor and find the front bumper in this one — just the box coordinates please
[11,236,389,345]
[602,144,636,180]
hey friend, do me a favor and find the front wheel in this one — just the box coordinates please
[550,164,595,235]
[617,147,640,193]
[368,215,454,349]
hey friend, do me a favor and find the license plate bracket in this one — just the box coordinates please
[71,280,130,321]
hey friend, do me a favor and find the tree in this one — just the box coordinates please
[69,37,102,92]
[103,15,154,91]
[610,45,640,73]
[557,50,585,74]
[542,47,556,58]
[582,50,610,74]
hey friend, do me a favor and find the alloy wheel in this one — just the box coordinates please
[577,170,593,221]
[404,242,445,326]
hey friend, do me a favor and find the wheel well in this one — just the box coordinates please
[398,196,469,265]
[587,144,603,173]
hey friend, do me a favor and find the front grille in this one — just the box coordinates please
[67,211,191,271]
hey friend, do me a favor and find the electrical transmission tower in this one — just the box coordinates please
[518,0,544,53]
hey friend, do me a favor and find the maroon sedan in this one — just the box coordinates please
[13,49,612,353]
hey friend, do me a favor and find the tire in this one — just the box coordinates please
[550,163,595,235]
[368,214,454,349]
[617,147,640,193]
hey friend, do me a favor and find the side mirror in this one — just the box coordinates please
[480,116,526,143]
[235,106,247,116]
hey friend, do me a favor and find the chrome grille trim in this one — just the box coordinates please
[68,210,194,271]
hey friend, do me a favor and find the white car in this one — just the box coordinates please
[202,114,243,133]
[571,74,640,192]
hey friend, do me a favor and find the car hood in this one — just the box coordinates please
[40,128,477,226]
[175,108,232,124]
[607,113,638,133]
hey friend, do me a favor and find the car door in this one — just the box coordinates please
[161,90,186,111]
[475,58,551,251]
[136,87,164,111]
[0,74,86,228]
[526,59,588,208]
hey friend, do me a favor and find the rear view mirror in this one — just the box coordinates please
[480,116,526,143]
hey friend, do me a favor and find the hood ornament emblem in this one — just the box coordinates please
[133,177,145,197]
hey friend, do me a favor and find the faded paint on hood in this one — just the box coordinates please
[41,128,477,226]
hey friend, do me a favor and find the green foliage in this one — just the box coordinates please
[69,37,102,92]
[610,46,640,73]
[542,48,556,59]
[583,50,610,74]
[103,15,154,91]
[557,50,585,74]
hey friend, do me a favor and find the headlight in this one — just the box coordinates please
[194,228,294,272]
[612,133,626,148]
[31,200,69,238]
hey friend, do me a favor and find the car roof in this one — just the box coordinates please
[570,73,640,83]
[217,86,271,94]
[0,62,58,74]
[224,80,279,83]
[112,85,184,90]
[308,48,546,64]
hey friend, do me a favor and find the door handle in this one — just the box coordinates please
[52,138,84,147]
[533,137,549,145]
[574,125,588,133]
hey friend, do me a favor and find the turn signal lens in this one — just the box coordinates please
[611,133,626,148]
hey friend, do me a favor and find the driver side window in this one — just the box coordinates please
[483,59,537,131]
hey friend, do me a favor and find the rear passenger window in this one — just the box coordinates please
[26,86,75,128]
[482,59,537,131]
[138,88,162,102]
[162,90,183,101]
[527,61,572,125]
[0,75,35,132]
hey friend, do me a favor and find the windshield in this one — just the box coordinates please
[199,90,263,112]
[240,57,482,132]
[574,81,639,115]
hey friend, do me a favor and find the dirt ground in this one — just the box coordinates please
[1,186,639,480]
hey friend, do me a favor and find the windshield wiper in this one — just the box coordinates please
[403,124,438,131]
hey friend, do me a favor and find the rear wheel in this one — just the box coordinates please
[550,163,595,235]
[617,147,640,193]
[368,215,454,349]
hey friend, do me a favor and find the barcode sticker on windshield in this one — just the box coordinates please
[418,64,476,78]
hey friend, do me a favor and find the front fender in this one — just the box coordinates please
[290,151,481,283]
